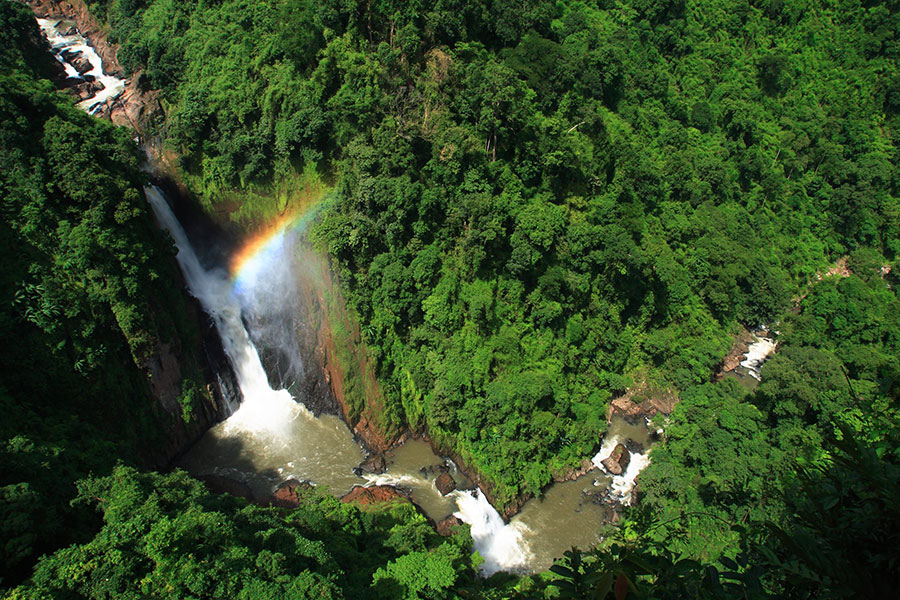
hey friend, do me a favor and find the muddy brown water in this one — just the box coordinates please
[179,415,653,572]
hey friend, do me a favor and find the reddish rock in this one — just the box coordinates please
[719,332,752,375]
[269,479,312,508]
[341,485,409,508]
[435,473,457,496]
[607,385,679,421]
[600,444,631,476]
[436,515,463,536]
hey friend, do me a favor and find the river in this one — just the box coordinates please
[38,16,660,576]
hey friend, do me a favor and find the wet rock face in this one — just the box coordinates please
[353,453,387,476]
[341,485,409,508]
[600,443,631,476]
[73,79,103,100]
[70,54,91,73]
[269,479,313,508]
[435,473,457,496]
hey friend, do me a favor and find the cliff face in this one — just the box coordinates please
[143,292,240,469]
[293,241,399,453]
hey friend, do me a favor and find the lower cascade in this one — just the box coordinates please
[591,418,653,506]
[452,489,532,576]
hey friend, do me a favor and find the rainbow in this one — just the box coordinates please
[229,197,323,286]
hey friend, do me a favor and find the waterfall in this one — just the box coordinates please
[145,185,310,438]
[452,489,532,576]
[39,15,611,574]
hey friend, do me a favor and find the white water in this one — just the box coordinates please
[740,336,777,380]
[453,489,533,576]
[145,186,310,439]
[591,420,652,506]
[363,472,426,488]
[364,461,534,576]
[37,18,126,113]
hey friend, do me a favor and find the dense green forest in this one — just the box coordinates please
[3,0,900,597]
[0,1,208,585]
[85,0,899,504]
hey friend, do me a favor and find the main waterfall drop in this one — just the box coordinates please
[144,184,366,495]
[144,186,304,433]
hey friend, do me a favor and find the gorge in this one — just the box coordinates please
[6,0,899,597]
[33,13,655,575]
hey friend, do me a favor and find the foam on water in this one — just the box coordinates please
[740,336,777,380]
[591,419,652,505]
[37,18,126,113]
[452,489,533,576]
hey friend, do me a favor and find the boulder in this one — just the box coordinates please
[435,473,457,496]
[60,76,82,89]
[269,479,312,508]
[722,354,742,372]
[74,80,103,100]
[600,443,630,476]
[71,55,93,75]
[341,485,409,508]
[353,453,386,476]
[436,515,463,536]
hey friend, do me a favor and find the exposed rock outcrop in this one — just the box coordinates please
[607,383,679,423]
[436,515,463,537]
[624,439,644,455]
[600,444,631,476]
[269,479,313,508]
[435,473,457,496]
[715,328,755,379]
[354,453,387,476]
[341,485,410,508]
